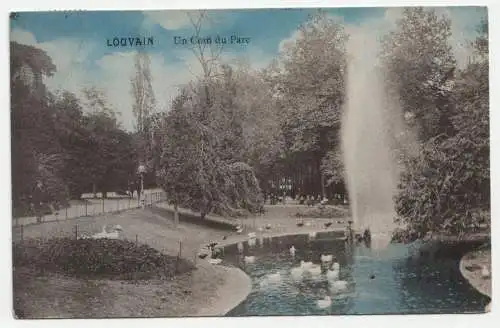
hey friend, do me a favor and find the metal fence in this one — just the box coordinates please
[12,190,168,228]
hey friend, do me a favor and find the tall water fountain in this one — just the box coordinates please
[341,29,413,249]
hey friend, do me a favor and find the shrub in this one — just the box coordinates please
[13,238,194,280]
[295,206,347,218]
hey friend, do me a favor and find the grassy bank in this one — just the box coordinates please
[12,209,235,318]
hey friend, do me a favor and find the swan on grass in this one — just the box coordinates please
[91,225,120,239]
[316,296,332,309]
[244,256,256,264]
[208,258,223,265]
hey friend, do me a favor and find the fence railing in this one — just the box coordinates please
[12,190,168,228]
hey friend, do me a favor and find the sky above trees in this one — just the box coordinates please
[10,7,486,131]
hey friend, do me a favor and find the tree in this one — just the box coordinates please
[81,88,137,198]
[380,7,457,141]
[271,11,348,198]
[11,42,67,215]
[393,18,489,242]
[130,52,156,173]
[157,74,265,222]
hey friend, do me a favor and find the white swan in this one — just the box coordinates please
[330,280,348,291]
[244,256,256,264]
[208,258,223,265]
[267,272,282,283]
[332,262,340,271]
[290,267,304,281]
[321,254,333,263]
[309,265,322,278]
[300,261,314,270]
[237,242,244,253]
[248,238,257,247]
[316,296,332,309]
[91,225,120,239]
[290,246,296,256]
[326,269,339,281]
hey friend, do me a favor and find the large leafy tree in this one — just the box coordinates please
[272,11,348,198]
[380,7,457,141]
[157,66,265,220]
[393,18,489,241]
[11,42,66,215]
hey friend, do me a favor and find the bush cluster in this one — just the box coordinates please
[13,237,194,280]
[295,206,346,218]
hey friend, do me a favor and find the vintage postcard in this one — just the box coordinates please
[10,6,490,319]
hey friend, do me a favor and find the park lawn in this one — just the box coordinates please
[12,209,231,318]
[13,264,226,318]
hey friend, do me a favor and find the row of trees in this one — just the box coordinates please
[11,8,489,241]
[11,43,143,216]
[154,8,490,237]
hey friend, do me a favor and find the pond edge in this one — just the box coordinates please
[197,227,346,316]
[459,248,492,312]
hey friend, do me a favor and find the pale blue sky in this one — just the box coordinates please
[10,7,487,130]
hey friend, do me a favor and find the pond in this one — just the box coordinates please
[222,232,490,316]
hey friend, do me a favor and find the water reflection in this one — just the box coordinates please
[223,234,489,316]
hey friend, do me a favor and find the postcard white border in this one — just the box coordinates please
[1,1,498,328]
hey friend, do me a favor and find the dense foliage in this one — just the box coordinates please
[391,12,489,241]
[11,42,139,217]
[13,238,194,280]
[11,8,490,239]
[156,66,265,218]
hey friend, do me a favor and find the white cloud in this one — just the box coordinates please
[10,29,37,45]
[143,10,194,30]
[10,28,196,131]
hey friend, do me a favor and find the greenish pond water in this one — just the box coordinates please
[222,232,490,316]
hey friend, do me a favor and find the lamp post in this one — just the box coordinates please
[137,164,146,209]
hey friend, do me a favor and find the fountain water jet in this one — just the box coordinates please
[341,29,414,249]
